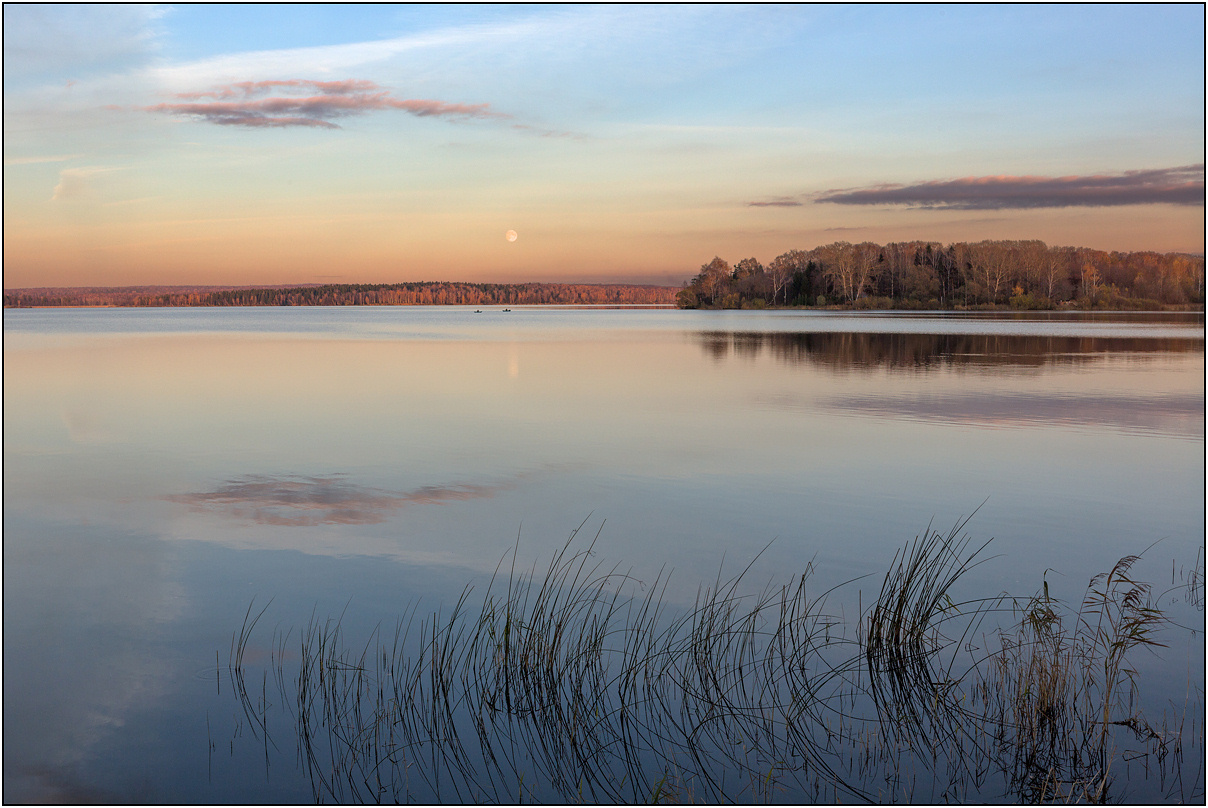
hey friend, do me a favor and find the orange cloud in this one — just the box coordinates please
[143,79,504,129]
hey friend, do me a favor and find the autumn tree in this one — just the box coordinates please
[733,257,763,280]
[768,250,810,306]
[811,242,879,303]
[697,257,733,306]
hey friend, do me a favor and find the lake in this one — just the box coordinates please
[3,306,1204,802]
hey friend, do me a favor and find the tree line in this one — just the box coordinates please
[676,240,1205,310]
[3,281,678,308]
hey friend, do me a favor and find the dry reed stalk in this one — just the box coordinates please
[227,520,1201,804]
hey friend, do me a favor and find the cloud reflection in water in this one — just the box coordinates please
[170,474,517,526]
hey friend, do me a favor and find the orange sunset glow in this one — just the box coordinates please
[3,5,1203,289]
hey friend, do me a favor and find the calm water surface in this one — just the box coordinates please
[4,307,1204,802]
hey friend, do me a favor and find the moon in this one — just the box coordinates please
[505,230,518,242]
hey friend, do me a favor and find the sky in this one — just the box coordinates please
[3,3,1204,288]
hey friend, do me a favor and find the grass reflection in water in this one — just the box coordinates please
[230,518,1203,803]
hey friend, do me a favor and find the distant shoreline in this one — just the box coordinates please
[1,302,682,310]
[2,281,680,309]
[5,300,1201,313]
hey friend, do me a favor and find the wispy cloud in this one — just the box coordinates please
[146,22,541,91]
[509,122,587,140]
[2,4,165,78]
[141,79,504,129]
[814,165,1205,210]
[143,6,734,94]
[4,154,83,166]
[169,473,517,525]
[51,166,121,201]
[747,196,803,208]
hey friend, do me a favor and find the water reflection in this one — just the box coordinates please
[3,308,1202,803]
[225,522,1201,804]
[696,330,1204,371]
[171,473,524,526]
[816,392,1205,438]
[3,521,182,803]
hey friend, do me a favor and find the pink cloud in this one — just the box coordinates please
[173,79,379,101]
[144,79,504,129]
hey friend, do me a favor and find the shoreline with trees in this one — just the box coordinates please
[677,240,1204,311]
[2,282,678,309]
[4,240,1203,311]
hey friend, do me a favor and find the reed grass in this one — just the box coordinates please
[229,519,1202,804]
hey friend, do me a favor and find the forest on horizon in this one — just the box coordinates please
[2,281,677,308]
[4,240,1204,310]
[677,239,1204,311]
